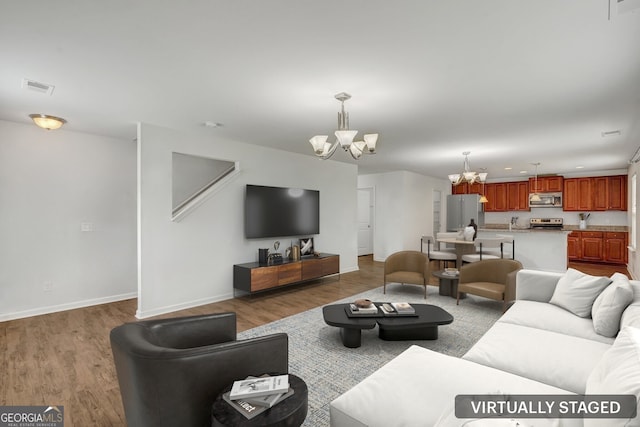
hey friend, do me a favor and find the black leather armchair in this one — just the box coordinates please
[110,312,288,427]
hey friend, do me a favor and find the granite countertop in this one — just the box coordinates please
[482,223,628,232]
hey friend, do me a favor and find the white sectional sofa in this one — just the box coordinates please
[330,269,640,427]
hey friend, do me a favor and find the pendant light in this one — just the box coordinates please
[531,163,541,202]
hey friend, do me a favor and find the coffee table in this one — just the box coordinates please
[322,303,453,348]
[321,305,378,348]
[432,270,466,299]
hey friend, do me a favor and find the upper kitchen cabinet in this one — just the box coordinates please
[528,176,564,193]
[563,178,593,211]
[506,181,529,211]
[591,177,628,210]
[565,175,627,211]
[451,182,482,195]
[484,182,528,212]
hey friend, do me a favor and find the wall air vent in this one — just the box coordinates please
[21,78,55,96]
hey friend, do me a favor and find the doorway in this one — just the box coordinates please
[357,188,374,256]
[433,190,442,235]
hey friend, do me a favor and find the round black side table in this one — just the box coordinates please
[211,374,308,427]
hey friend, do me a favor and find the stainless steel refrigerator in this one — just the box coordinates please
[446,194,485,231]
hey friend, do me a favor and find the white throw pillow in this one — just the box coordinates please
[585,326,640,427]
[549,268,611,317]
[592,274,634,337]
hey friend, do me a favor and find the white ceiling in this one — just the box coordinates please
[1,1,639,180]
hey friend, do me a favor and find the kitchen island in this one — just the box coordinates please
[477,228,571,272]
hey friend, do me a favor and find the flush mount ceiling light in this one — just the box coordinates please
[448,151,487,185]
[29,114,66,130]
[309,92,378,160]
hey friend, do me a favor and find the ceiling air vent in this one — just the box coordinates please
[21,78,55,96]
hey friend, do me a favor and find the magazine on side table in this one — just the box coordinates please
[224,374,294,419]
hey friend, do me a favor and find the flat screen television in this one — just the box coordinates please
[245,185,320,239]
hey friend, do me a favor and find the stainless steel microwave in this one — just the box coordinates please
[528,192,562,208]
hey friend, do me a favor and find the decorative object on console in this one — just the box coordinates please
[268,241,283,264]
[448,151,488,185]
[291,245,300,260]
[299,238,314,256]
[308,92,378,160]
[258,248,269,264]
[268,253,283,264]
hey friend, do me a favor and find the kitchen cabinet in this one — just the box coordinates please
[592,177,608,211]
[567,232,581,261]
[564,175,627,212]
[528,176,564,193]
[563,178,592,211]
[581,231,604,262]
[506,181,529,211]
[493,183,507,212]
[451,182,482,195]
[484,181,528,212]
[483,183,497,212]
[607,175,627,211]
[452,183,467,194]
[567,231,627,265]
[604,232,628,264]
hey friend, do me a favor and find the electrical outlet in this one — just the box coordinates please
[43,281,53,292]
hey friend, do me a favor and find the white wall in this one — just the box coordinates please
[0,120,137,321]
[358,170,451,261]
[137,123,358,318]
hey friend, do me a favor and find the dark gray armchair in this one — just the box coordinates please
[110,312,288,427]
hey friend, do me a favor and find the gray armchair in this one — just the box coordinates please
[110,312,288,427]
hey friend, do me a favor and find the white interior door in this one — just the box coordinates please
[357,188,374,256]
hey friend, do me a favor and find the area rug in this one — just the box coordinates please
[238,284,503,426]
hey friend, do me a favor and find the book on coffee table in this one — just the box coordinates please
[379,302,418,317]
[391,302,415,314]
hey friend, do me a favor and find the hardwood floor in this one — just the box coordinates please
[0,256,629,426]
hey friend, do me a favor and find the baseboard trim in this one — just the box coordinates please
[134,267,360,319]
[0,292,137,322]
[135,292,234,319]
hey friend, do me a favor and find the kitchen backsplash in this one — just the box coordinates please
[485,209,627,228]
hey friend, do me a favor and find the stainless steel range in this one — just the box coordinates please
[529,218,563,229]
